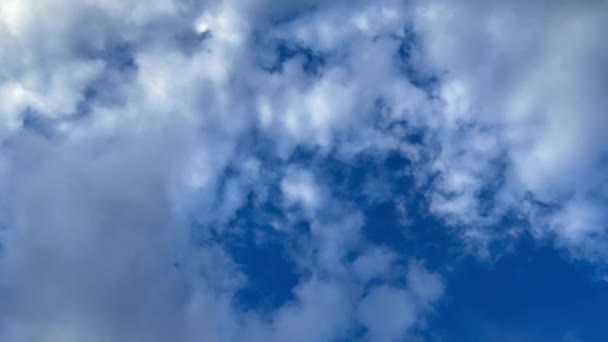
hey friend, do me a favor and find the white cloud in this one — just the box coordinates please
[412,0,608,258]
[281,168,322,212]
[352,247,398,281]
[0,1,449,340]
[0,0,605,340]
[357,262,444,342]
[358,286,416,342]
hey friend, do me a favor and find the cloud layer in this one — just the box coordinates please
[0,0,605,341]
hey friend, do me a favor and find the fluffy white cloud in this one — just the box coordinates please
[357,262,443,342]
[412,0,608,258]
[0,1,447,341]
[0,0,604,340]
[0,0,190,138]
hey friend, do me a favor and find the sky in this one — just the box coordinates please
[0,0,607,341]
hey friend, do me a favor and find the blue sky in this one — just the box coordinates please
[0,1,607,341]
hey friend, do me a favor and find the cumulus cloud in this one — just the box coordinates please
[0,0,604,340]
[357,262,444,342]
[0,0,447,341]
[411,0,608,258]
